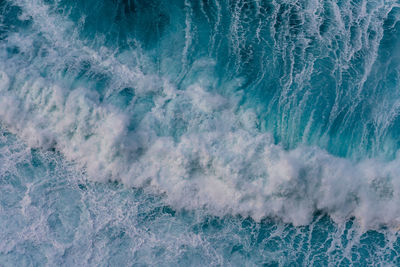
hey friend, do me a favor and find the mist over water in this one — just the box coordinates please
[1,0,400,265]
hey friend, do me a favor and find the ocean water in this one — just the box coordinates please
[1,0,400,265]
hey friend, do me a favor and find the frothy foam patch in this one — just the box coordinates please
[1,0,400,228]
[1,65,400,227]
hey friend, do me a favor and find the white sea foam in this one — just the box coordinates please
[2,61,400,227]
[1,0,400,228]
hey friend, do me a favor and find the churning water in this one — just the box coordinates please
[1,0,400,265]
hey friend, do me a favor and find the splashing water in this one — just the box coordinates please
[1,0,400,265]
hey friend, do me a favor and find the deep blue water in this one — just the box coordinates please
[1,0,400,265]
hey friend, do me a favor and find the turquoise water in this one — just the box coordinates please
[1,0,400,265]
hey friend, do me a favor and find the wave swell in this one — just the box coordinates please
[1,0,400,227]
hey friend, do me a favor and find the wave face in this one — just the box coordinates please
[1,0,400,265]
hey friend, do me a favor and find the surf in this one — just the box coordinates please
[0,0,400,229]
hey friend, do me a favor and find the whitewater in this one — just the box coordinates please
[1,0,400,265]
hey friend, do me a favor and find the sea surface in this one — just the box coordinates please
[1,0,400,265]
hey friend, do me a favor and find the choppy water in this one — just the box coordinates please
[1,0,400,265]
